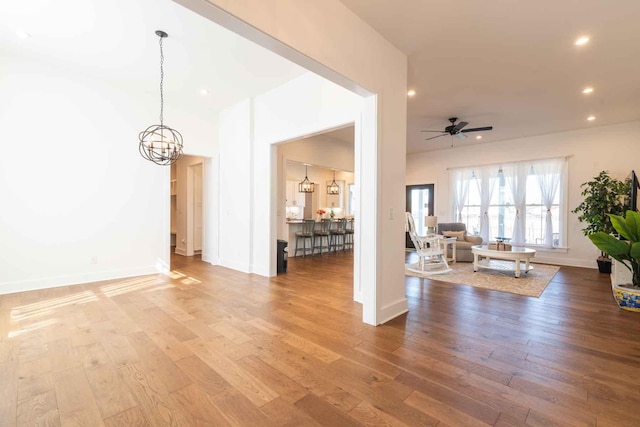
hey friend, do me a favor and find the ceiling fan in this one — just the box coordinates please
[421,117,493,140]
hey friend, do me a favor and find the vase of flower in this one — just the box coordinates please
[330,209,335,219]
[316,209,326,222]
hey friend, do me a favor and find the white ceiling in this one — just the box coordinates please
[339,0,640,153]
[0,0,306,112]
[6,1,639,155]
[321,125,355,145]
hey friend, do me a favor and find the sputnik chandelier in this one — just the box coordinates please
[139,30,184,166]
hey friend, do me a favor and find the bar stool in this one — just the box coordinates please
[294,219,315,257]
[344,218,354,249]
[329,218,347,252]
[313,219,331,254]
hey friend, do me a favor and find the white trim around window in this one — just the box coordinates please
[450,157,568,248]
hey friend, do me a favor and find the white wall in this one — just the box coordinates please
[214,73,360,275]
[202,155,218,265]
[407,120,640,268]
[0,55,216,294]
[254,73,361,278]
[217,99,253,272]
[176,0,408,325]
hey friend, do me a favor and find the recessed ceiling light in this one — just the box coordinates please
[407,89,416,97]
[582,87,594,94]
[200,89,209,96]
[476,135,482,140]
[16,31,30,39]
[575,36,590,46]
[587,115,596,121]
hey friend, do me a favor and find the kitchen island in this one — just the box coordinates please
[285,218,353,257]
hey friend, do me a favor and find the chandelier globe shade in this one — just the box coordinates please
[138,30,184,166]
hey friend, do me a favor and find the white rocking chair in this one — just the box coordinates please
[405,212,451,276]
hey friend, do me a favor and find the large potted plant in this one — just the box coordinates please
[589,210,640,311]
[572,171,629,273]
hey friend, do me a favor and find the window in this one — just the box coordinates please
[451,158,566,248]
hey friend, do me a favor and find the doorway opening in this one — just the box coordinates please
[406,184,434,248]
[170,155,206,259]
[276,124,355,260]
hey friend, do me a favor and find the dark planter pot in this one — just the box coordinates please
[597,258,612,274]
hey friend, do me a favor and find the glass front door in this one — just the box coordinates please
[406,184,434,248]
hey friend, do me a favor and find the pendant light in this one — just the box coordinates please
[298,165,315,193]
[327,170,340,195]
[138,30,184,166]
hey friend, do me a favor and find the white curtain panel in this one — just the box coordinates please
[451,168,474,222]
[533,158,565,248]
[479,166,498,243]
[504,163,529,246]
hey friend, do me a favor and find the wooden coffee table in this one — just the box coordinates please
[471,245,536,278]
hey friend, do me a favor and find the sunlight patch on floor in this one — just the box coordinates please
[166,269,201,285]
[10,290,98,322]
[8,317,59,338]
[99,276,170,297]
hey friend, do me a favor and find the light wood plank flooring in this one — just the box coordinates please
[1,251,640,426]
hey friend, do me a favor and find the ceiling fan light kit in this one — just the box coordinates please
[421,117,493,141]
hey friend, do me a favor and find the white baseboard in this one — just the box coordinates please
[353,290,363,304]
[0,266,158,296]
[218,258,251,273]
[533,256,596,269]
[377,298,409,325]
[174,247,187,256]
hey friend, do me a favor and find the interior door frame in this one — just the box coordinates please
[406,184,435,248]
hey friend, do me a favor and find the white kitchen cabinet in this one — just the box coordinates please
[285,180,305,207]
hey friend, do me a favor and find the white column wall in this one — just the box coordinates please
[406,120,640,268]
[201,156,219,265]
[217,99,253,272]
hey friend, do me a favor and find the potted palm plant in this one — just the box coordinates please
[589,210,640,311]
[572,171,629,273]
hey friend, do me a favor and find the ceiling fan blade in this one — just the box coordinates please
[421,130,445,133]
[425,134,446,140]
[460,126,493,133]
[452,121,469,132]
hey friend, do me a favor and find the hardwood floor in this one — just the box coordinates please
[1,251,640,426]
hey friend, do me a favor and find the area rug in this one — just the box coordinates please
[405,261,560,297]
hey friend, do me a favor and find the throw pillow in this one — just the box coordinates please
[441,230,465,240]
